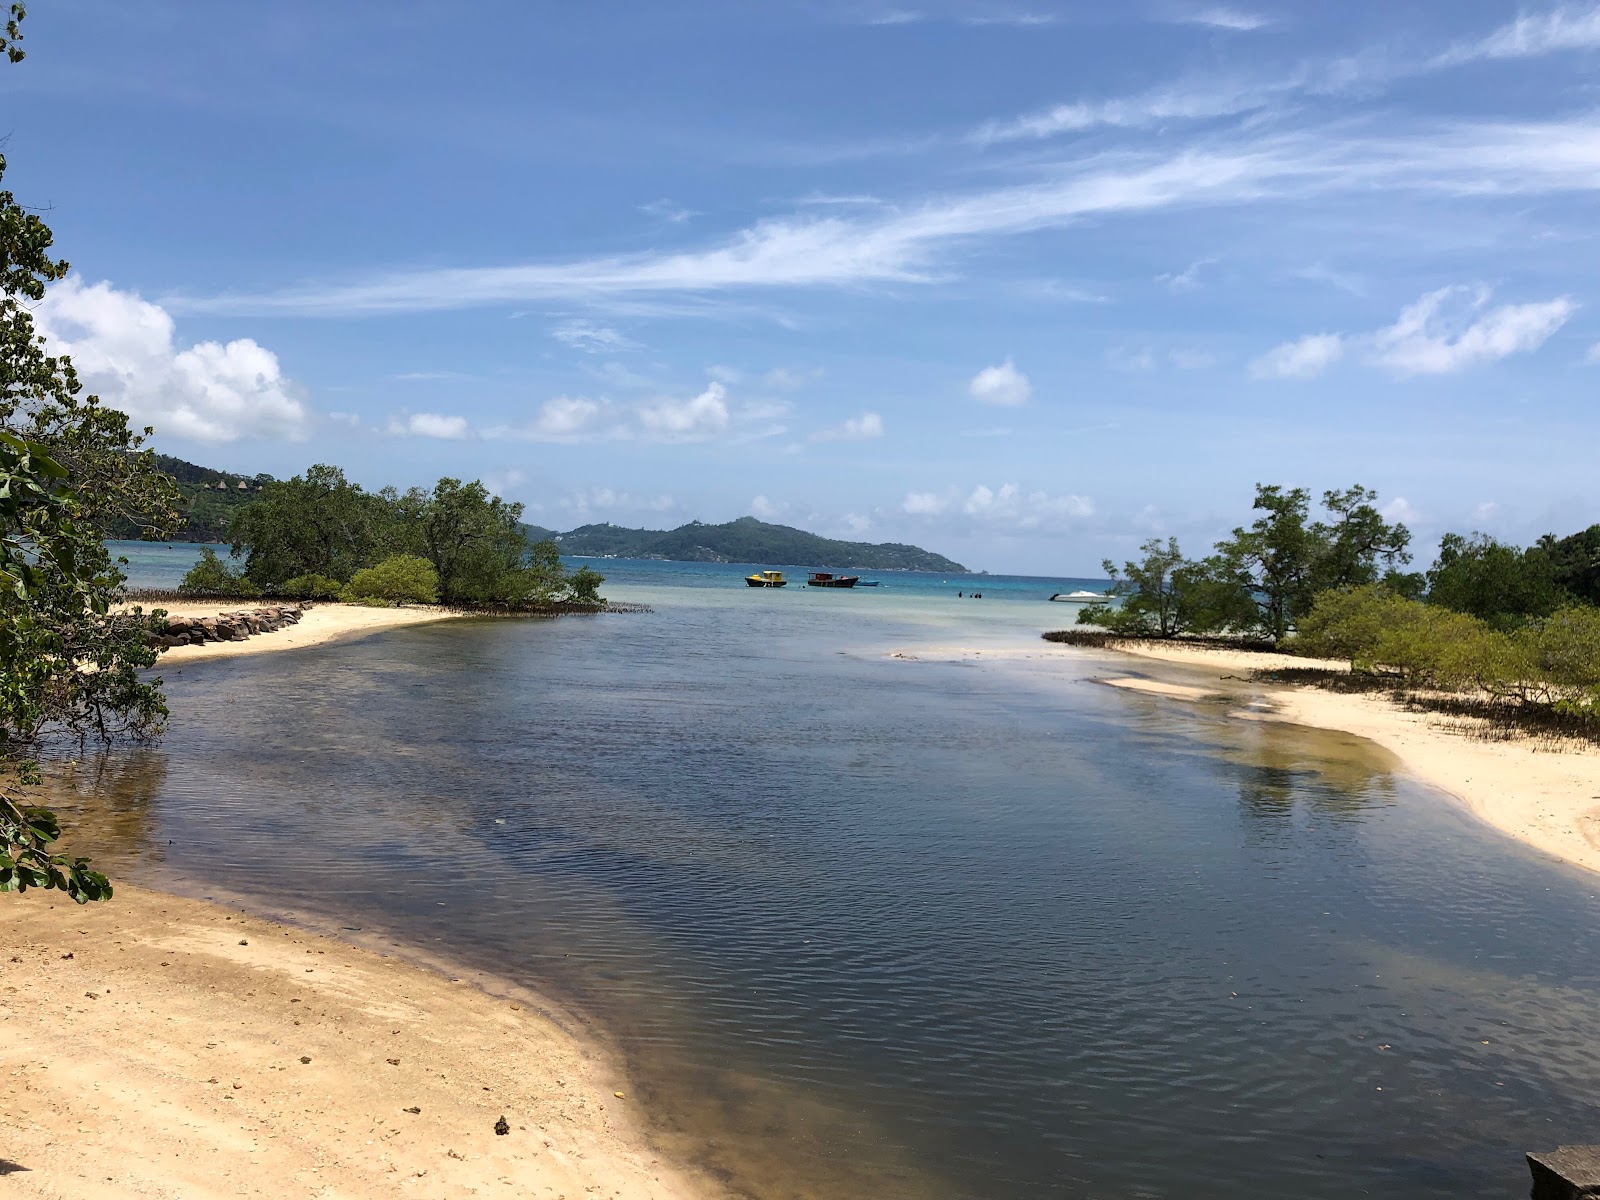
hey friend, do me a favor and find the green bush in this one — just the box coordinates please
[277,572,344,600]
[178,547,260,597]
[340,554,439,606]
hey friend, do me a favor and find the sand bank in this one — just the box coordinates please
[0,884,712,1200]
[1087,640,1600,878]
[125,601,462,663]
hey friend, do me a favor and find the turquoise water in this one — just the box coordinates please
[53,559,1600,1198]
[107,539,1111,603]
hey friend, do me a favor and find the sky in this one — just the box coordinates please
[4,1,1600,574]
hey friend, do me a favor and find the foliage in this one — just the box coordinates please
[1541,525,1600,607]
[341,554,439,606]
[3,11,181,902]
[1076,538,1250,638]
[104,455,273,542]
[1297,587,1600,720]
[1213,484,1411,644]
[1425,532,1565,629]
[178,546,260,597]
[227,469,604,609]
[277,572,344,600]
[553,516,967,572]
[229,464,388,585]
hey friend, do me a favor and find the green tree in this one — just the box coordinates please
[228,464,386,586]
[1078,538,1206,637]
[342,554,440,606]
[1426,532,1565,629]
[1540,525,1600,606]
[178,546,259,597]
[1215,484,1411,644]
[2,6,181,901]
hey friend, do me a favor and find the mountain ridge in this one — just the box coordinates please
[539,517,968,572]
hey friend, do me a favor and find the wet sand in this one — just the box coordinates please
[0,885,714,1200]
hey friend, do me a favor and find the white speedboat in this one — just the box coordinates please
[1048,590,1108,603]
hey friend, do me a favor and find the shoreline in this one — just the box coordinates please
[1076,639,1600,879]
[125,601,464,663]
[0,882,717,1199]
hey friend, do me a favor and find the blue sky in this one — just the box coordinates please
[6,1,1600,573]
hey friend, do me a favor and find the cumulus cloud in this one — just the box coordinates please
[812,411,885,442]
[34,277,306,442]
[903,484,1093,528]
[1382,496,1422,524]
[561,488,676,517]
[389,412,472,439]
[1252,286,1574,380]
[750,495,787,520]
[637,381,733,442]
[1368,286,1575,376]
[1250,333,1346,379]
[969,359,1032,406]
[492,380,786,444]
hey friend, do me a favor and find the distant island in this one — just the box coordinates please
[538,517,969,573]
[110,458,969,573]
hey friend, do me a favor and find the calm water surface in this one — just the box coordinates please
[48,567,1600,1198]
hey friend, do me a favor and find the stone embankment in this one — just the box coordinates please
[150,603,309,649]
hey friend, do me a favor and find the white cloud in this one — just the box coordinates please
[552,320,636,353]
[1252,286,1574,380]
[1368,286,1576,376]
[902,491,947,515]
[561,488,676,517]
[750,495,786,520]
[969,359,1032,406]
[1382,496,1422,525]
[904,484,1093,529]
[34,277,306,442]
[637,381,733,442]
[391,412,471,439]
[812,411,885,442]
[840,512,872,534]
[1436,7,1600,65]
[640,198,697,224]
[1178,6,1272,31]
[1250,333,1346,380]
[505,395,612,442]
[1158,257,1217,293]
[176,115,1600,317]
[1586,341,1600,364]
[1107,346,1158,372]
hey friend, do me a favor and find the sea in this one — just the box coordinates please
[47,541,1600,1198]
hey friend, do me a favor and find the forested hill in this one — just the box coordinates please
[107,455,274,542]
[112,458,967,571]
[545,517,969,572]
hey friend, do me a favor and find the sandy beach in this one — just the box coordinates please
[1076,639,1600,879]
[0,885,713,1200]
[124,601,463,663]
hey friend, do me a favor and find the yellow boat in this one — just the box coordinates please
[745,569,787,587]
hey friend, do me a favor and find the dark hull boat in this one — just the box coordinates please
[807,572,859,588]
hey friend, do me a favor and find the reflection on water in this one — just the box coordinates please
[40,595,1600,1200]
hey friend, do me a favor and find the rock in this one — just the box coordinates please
[1529,1146,1600,1199]
[494,1116,509,1136]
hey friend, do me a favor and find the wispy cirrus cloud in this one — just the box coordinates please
[1175,7,1273,32]
[1252,285,1576,380]
[1435,5,1600,66]
[171,115,1600,319]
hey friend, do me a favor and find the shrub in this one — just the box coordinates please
[277,572,344,600]
[178,547,260,597]
[340,554,439,606]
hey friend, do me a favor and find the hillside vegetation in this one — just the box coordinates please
[551,517,968,572]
